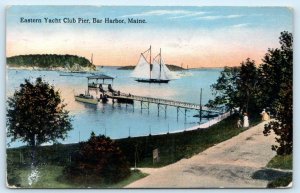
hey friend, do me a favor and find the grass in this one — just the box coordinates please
[104,169,148,188]
[18,165,70,188]
[266,154,293,188]
[267,154,293,170]
[7,113,262,188]
[13,165,147,188]
[117,113,261,167]
[267,173,292,188]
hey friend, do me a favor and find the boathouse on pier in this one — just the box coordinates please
[87,74,114,89]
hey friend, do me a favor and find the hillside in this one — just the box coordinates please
[7,54,95,69]
[118,64,185,71]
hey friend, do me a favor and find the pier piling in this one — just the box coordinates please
[199,88,203,123]
[165,105,167,118]
[102,87,221,120]
[158,104,160,116]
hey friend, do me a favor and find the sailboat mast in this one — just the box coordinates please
[149,45,152,79]
[91,53,93,64]
[159,48,162,80]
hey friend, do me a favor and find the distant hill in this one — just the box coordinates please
[7,54,95,69]
[166,64,186,71]
[117,65,135,70]
[118,64,185,71]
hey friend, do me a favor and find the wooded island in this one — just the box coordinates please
[7,54,95,69]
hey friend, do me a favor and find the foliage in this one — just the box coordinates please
[209,59,260,114]
[7,54,95,69]
[238,59,259,113]
[262,31,293,155]
[7,78,73,163]
[208,66,240,110]
[6,164,146,188]
[209,31,293,155]
[267,173,292,188]
[7,158,21,187]
[63,133,130,184]
[267,154,292,170]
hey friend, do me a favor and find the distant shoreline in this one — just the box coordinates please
[117,64,186,71]
[116,65,224,71]
[7,64,224,71]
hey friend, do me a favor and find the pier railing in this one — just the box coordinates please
[107,92,222,113]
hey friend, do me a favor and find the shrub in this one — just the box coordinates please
[63,133,130,184]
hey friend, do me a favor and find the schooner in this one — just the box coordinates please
[131,46,175,83]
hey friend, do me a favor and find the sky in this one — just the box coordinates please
[6,6,293,68]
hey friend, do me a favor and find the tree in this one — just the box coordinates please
[237,58,259,113]
[209,66,240,110]
[209,59,260,114]
[7,77,73,164]
[63,133,130,184]
[262,31,293,155]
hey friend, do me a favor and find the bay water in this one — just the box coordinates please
[7,67,222,147]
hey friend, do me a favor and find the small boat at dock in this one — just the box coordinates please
[75,93,98,105]
[74,73,115,105]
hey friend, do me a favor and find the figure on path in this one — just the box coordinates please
[243,113,249,128]
[261,109,270,121]
[237,118,242,128]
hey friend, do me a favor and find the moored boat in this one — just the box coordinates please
[136,79,169,83]
[75,93,98,105]
[131,46,176,83]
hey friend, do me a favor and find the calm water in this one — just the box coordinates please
[7,67,222,147]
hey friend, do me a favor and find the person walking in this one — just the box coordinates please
[261,109,270,121]
[243,113,249,128]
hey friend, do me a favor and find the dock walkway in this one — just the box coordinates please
[106,91,222,113]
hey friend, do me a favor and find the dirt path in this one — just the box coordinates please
[126,121,280,188]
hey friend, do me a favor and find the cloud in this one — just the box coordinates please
[168,11,208,19]
[195,14,243,20]
[120,10,193,18]
[121,10,210,20]
[232,23,250,28]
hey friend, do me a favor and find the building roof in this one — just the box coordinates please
[87,74,114,80]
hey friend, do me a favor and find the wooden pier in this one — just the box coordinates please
[107,92,220,113]
[104,90,223,121]
[82,75,223,121]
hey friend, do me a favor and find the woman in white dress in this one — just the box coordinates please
[243,113,249,128]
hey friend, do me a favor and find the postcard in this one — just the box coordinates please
[6,5,293,188]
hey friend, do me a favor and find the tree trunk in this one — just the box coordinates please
[30,135,36,167]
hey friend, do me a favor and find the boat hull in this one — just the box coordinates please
[135,79,169,83]
[75,96,98,105]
